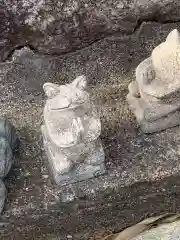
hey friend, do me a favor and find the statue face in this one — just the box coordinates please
[43,76,101,147]
[43,75,89,110]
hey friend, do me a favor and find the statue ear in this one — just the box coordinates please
[166,29,180,44]
[71,75,87,90]
[43,82,60,98]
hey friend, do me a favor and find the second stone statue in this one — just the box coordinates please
[127,29,180,133]
[41,75,105,185]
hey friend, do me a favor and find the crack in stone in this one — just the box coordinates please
[4,18,180,61]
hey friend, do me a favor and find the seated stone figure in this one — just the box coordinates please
[41,75,105,185]
[127,29,180,133]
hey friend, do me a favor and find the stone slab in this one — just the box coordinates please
[1,0,180,60]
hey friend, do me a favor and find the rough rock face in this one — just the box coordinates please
[1,0,180,60]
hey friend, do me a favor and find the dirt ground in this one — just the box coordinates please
[0,22,180,239]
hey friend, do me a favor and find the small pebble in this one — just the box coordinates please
[42,174,49,179]
[67,235,72,239]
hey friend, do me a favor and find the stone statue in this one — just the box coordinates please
[0,118,19,213]
[0,180,6,214]
[41,75,105,185]
[127,29,180,133]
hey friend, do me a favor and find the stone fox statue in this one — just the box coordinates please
[41,76,105,185]
[127,29,180,133]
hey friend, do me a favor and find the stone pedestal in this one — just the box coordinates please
[41,76,105,185]
[127,29,180,133]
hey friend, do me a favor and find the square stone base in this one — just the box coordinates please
[41,126,106,186]
[140,111,180,133]
[127,93,180,133]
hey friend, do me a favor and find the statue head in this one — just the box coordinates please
[136,29,180,98]
[43,75,89,110]
[151,29,180,92]
[43,76,101,147]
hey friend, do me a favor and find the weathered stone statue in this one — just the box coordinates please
[127,29,180,133]
[41,75,105,185]
[0,180,6,213]
[0,118,19,213]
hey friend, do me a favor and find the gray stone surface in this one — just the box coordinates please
[41,76,105,185]
[1,21,180,239]
[0,0,180,60]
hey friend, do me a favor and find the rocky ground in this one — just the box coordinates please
[0,21,180,239]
